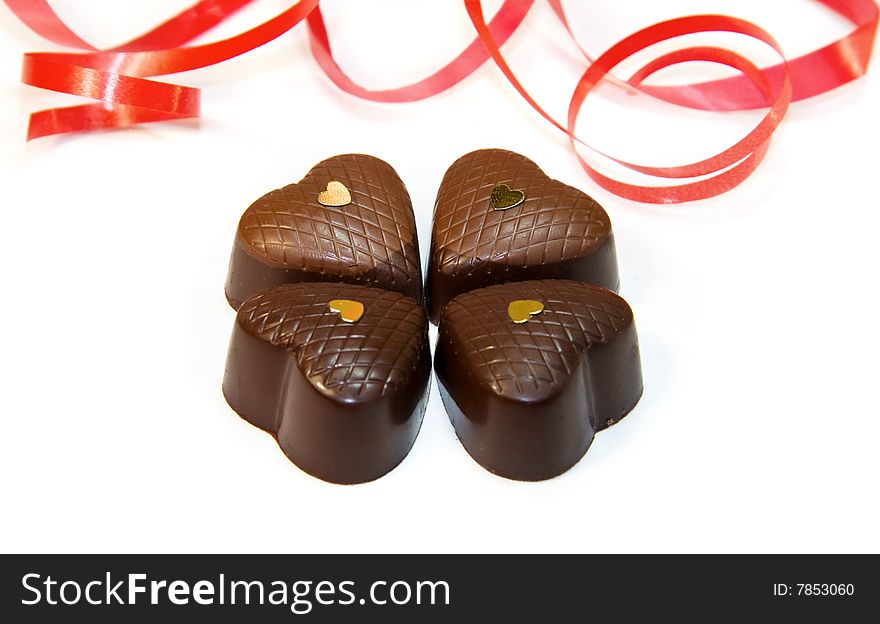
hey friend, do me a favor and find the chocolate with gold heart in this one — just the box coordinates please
[435,279,642,481]
[426,149,619,322]
[225,154,422,310]
[223,282,431,484]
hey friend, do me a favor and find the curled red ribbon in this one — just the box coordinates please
[4,0,877,204]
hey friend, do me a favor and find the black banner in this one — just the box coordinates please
[1,555,876,621]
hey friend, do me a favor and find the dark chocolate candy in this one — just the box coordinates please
[426,149,619,323]
[225,154,422,310]
[435,279,642,481]
[223,282,430,484]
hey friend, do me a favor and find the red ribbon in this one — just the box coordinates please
[547,0,878,111]
[4,0,877,204]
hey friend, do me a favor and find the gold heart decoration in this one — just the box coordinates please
[328,299,365,323]
[317,181,352,207]
[508,299,544,323]
[490,183,526,211]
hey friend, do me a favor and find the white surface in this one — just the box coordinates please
[0,0,877,554]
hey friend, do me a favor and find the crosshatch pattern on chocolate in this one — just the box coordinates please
[227,153,422,309]
[237,282,428,402]
[430,149,610,273]
[437,280,634,401]
[426,149,619,322]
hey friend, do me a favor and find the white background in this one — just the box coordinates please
[0,0,877,554]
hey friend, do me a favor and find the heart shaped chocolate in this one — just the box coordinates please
[223,282,431,484]
[426,149,619,323]
[435,279,643,481]
[226,154,422,310]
